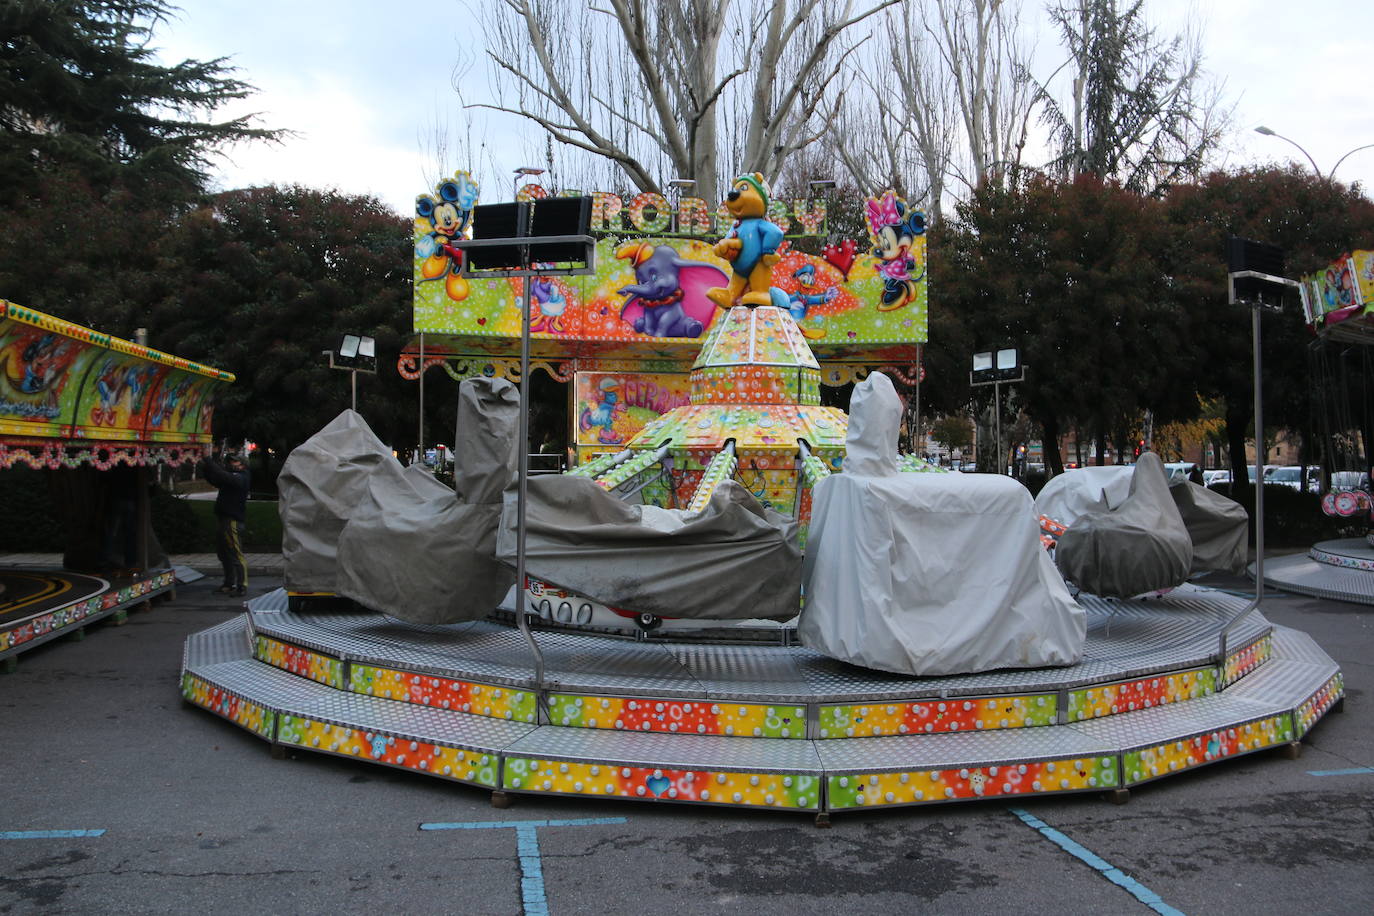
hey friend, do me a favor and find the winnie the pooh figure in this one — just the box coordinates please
[707,173,783,308]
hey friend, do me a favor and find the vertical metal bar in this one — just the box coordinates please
[351,370,357,412]
[418,332,425,465]
[994,381,1002,474]
[1252,303,1265,602]
[513,279,546,698]
[914,344,922,456]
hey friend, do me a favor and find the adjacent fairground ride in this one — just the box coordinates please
[1,300,235,670]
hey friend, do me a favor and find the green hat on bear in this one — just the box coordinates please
[733,172,772,209]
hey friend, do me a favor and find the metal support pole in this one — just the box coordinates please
[351,370,358,412]
[1220,302,1266,663]
[418,332,425,465]
[1252,303,1265,600]
[994,381,1003,475]
[913,344,922,456]
[513,280,546,701]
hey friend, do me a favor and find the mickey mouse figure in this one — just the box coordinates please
[416,170,480,302]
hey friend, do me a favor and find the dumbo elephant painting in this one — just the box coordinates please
[616,242,727,339]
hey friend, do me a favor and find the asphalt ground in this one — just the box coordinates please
[1,569,1370,915]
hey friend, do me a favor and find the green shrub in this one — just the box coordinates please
[151,488,212,553]
[0,467,66,552]
[1211,483,1365,547]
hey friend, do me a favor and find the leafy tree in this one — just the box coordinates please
[0,0,275,201]
[1164,166,1374,488]
[937,173,1197,473]
[929,414,974,456]
[146,186,422,479]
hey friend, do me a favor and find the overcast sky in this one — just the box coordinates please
[152,0,1374,217]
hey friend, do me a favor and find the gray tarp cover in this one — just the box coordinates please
[1055,452,1194,597]
[278,378,520,623]
[798,373,1085,676]
[496,476,803,621]
[1168,479,1248,574]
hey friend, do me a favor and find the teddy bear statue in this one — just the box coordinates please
[706,172,784,309]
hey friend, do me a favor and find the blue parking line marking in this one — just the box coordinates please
[0,829,106,840]
[1307,767,1374,777]
[422,817,625,915]
[1010,809,1184,916]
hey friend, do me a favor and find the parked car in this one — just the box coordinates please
[1163,462,1197,483]
[1202,469,1231,487]
[1264,465,1306,491]
[1330,470,1368,492]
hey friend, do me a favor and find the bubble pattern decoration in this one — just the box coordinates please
[1067,668,1218,722]
[275,715,499,786]
[1122,715,1294,784]
[503,758,820,810]
[819,694,1058,738]
[547,696,807,739]
[828,757,1119,809]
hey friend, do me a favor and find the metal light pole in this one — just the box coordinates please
[1254,126,1374,182]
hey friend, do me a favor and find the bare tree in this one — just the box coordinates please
[830,0,1032,221]
[469,0,897,203]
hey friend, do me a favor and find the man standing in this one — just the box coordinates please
[201,451,250,596]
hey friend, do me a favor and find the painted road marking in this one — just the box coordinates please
[1010,808,1184,916]
[422,817,627,915]
[0,829,106,839]
[1307,767,1374,777]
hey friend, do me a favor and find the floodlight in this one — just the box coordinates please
[972,352,992,373]
[996,348,1017,370]
[339,334,361,359]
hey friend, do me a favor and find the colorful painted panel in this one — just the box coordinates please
[1122,715,1294,785]
[412,200,926,350]
[0,300,232,445]
[348,664,537,724]
[181,672,275,738]
[819,694,1058,739]
[503,757,820,809]
[275,715,499,786]
[1067,668,1217,722]
[1295,673,1344,737]
[575,371,690,448]
[546,696,806,739]
[254,636,344,688]
[1224,634,1272,687]
[1,571,173,657]
[828,756,1120,809]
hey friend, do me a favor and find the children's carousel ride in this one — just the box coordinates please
[0,300,234,670]
[1262,249,1374,605]
[179,173,1343,821]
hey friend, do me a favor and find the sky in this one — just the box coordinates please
[150,0,1374,217]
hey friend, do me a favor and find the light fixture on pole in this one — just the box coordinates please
[327,333,377,411]
[808,178,837,192]
[667,178,695,232]
[970,347,1024,475]
[1254,126,1374,182]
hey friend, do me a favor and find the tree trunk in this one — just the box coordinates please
[1039,411,1064,476]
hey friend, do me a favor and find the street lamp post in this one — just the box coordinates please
[1254,126,1374,182]
[970,347,1025,475]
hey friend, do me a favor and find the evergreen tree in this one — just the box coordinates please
[0,0,276,201]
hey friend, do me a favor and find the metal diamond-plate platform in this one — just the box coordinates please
[243,584,1269,706]
[1261,550,1374,606]
[181,588,1345,817]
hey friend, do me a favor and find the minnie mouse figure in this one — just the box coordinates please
[865,190,926,311]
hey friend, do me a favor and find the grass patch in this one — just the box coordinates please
[183,499,283,554]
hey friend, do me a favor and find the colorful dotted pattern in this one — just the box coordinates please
[547,696,807,738]
[181,672,275,738]
[1122,715,1295,784]
[503,758,820,810]
[348,664,537,724]
[1295,673,1344,737]
[2,300,235,381]
[820,694,1058,738]
[275,715,498,786]
[692,365,821,406]
[1224,634,1272,686]
[254,636,343,688]
[1,572,172,656]
[1067,668,1217,722]
[828,757,1120,809]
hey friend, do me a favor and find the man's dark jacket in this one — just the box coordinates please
[201,459,250,522]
